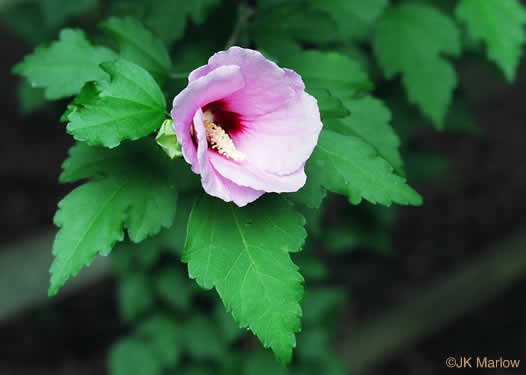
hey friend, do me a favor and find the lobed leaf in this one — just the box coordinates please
[189,0,221,25]
[308,88,350,120]
[289,160,327,209]
[136,314,182,367]
[309,129,422,206]
[182,315,226,360]
[100,17,172,82]
[309,0,388,40]
[283,50,372,98]
[49,141,178,296]
[118,273,155,322]
[251,3,338,58]
[156,267,195,311]
[66,59,166,148]
[109,337,162,375]
[16,80,46,115]
[111,236,164,277]
[12,29,117,100]
[243,351,288,375]
[40,0,97,28]
[456,0,526,81]
[107,0,220,45]
[183,196,306,363]
[373,3,461,127]
[325,96,403,173]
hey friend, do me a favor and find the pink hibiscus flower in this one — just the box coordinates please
[171,47,322,206]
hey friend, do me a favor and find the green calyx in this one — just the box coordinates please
[156,119,183,159]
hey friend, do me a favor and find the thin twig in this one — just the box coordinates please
[225,3,255,49]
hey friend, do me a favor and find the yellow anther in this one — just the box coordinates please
[204,119,245,162]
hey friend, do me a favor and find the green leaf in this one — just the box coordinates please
[325,96,403,173]
[373,3,461,127]
[40,0,97,28]
[183,196,306,363]
[251,4,338,58]
[243,351,288,375]
[180,366,215,375]
[337,44,374,79]
[100,17,172,82]
[293,358,346,375]
[59,139,135,183]
[296,205,323,238]
[444,96,482,136]
[214,304,244,343]
[294,253,329,281]
[456,0,526,81]
[405,151,450,182]
[65,142,177,242]
[283,51,372,98]
[170,193,200,253]
[118,273,154,322]
[109,337,162,375]
[49,141,178,296]
[310,129,422,206]
[66,59,166,148]
[136,314,181,367]
[50,173,177,295]
[0,3,51,46]
[107,0,219,45]
[189,0,221,24]
[165,42,214,97]
[140,0,189,44]
[12,29,117,100]
[59,138,166,184]
[16,79,46,115]
[302,287,345,325]
[156,266,196,311]
[60,81,101,122]
[111,236,165,277]
[309,88,350,120]
[60,139,193,191]
[290,160,327,209]
[323,201,396,255]
[325,223,391,254]
[296,327,331,361]
[182,314,225,360]
[309,0,388,40]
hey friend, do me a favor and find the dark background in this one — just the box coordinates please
[1,6,526,375]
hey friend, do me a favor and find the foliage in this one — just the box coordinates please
[455,0,526,82]
[184,196,306,362]
[7,0,526,370]
[13,29,117,100]
[373,3,461,127]
[65,60,167,148]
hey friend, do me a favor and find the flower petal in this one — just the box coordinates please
[283,68,306,92]
[232,91,322,176]
[208,152,307,193]
[171,65,245,173]
[191,47,300,118]
[193,110,264,207]
[172,47,323,205]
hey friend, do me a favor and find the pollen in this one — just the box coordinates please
[204,119,245,162]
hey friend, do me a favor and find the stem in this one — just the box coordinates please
[225,3,255,49]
